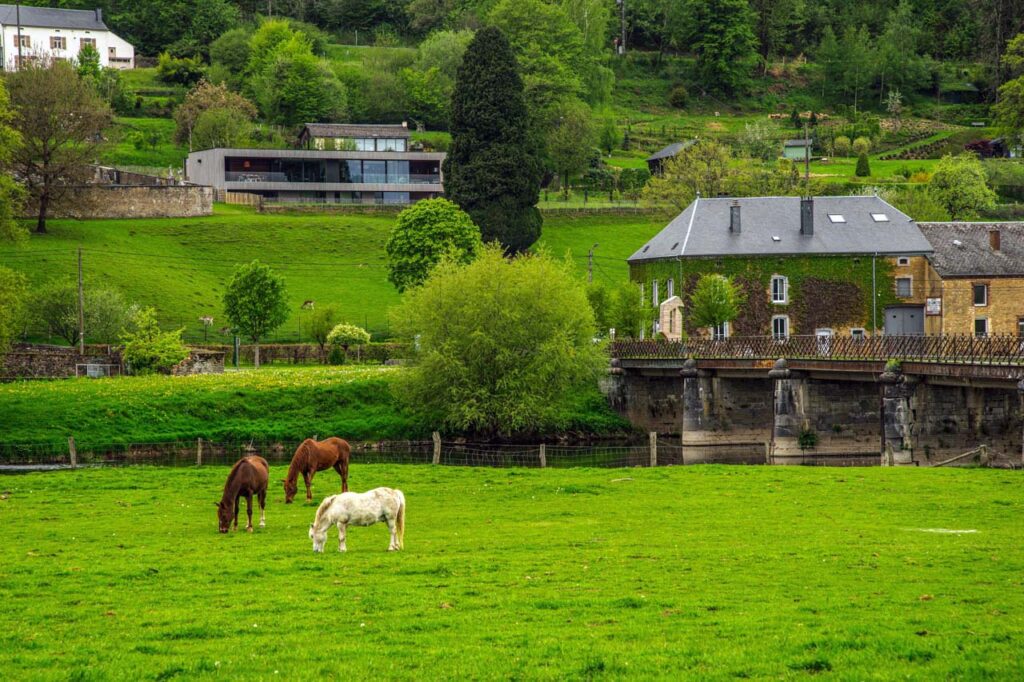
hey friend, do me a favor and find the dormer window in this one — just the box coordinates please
[871,213,889,222]
[827,214,846,223]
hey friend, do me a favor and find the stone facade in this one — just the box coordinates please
[36,186,213,219]
[172,349,226,375]
[929,272,1024,336]
[1,344,122,379]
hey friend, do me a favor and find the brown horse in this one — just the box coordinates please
[283,437,350,503]
[217,455,269,533]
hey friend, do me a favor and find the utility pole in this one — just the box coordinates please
[16,2,23,70]
[803,121,810,196]
[77,247,85,354]
[588,243,599,284]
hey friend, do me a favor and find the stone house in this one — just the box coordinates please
[917,222,1024,337]
[0,5,133,70]
[627,195,935,340]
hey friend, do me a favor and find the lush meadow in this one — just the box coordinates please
[2,464,1023,678]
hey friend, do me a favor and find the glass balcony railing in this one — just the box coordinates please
[226,171,289,182]
[226,171,441,185]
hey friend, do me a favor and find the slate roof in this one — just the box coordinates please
[646,140,696,162]
[0,4,108,30]
[628,196,932,263]
[301,123,410,139]
[918,222,1024,277]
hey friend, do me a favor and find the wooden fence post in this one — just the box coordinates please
[432,431,441,465]
[196,437,203,466]
[539,444,547,468]
[649,432,657,467]
[68,436,77,469]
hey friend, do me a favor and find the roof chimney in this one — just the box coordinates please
[989,229,1001,251]
[800,197,814,236]
[730,201,741,234]
[95,8,102,22]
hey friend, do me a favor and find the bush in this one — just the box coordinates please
[327,323,371,351]
[121,308,189,374]
[852,136,872,155]
[385,198,481,293]
[855,153,871,177]
[832,135,852,157]
[156,52,205,85]
[668,84,688,109]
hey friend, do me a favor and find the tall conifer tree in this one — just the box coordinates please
[443,26,542,253]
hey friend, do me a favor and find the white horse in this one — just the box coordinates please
[309,487,406,553]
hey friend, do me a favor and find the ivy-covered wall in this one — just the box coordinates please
[630,256,901,336]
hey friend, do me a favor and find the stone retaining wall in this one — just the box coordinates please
[32,185,213,219]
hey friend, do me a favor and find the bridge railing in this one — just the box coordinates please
[611,334,1024,365]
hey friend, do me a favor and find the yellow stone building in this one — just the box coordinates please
[919,222,1024,337]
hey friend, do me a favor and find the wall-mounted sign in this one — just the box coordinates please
[926,298,942,315]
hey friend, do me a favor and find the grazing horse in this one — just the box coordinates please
[283,437,350,503]
[217,456,269,533]
[309,487,405,553]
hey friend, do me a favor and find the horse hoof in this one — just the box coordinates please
[259,522,266,528]
[246,527,253,533]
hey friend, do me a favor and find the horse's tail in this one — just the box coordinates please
[395,490,406,550]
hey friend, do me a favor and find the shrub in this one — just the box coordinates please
[385,198,481,293]
[852,136,872,155]
[327,323,371,351]
[832,135,852,157]
[668,84,688,109]
[156,52,205,85]
[855,153,871,177]
[798,429,819,450]
[121,308,189,374]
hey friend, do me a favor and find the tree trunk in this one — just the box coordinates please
[35,191,49,234]
[254,342,260,369]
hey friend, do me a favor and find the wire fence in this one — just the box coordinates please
[0,436,896,470]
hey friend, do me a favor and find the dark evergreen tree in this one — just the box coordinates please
[855,152,871,177]
[443,26,542,253]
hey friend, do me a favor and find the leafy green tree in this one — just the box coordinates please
[174,80,258,150]
[327,323,371,355]
[686,0,759,95]
[0,80,25,243]
[852,136,872,155]
[306,305,338,363]
[739,120,778,161]
[588,280,656,339]
[5,61,110,234]
[598,117,620,157]
[170,0,241,59]
[643,140,733,212]
[192,107,253,150]
[832,135,852,157]
[30,279,133,346]
[121,308,190,375]
[546,100,596,199]
[619,168,651,202]
[250,35,348,126]
[995,33,1024,149]
[855,153,871,177]
[488,0,588,109]
[875,0,929,99]
[928,154,998,220]
[393,245,605,436]
[749,0,802,63]
[156,52,205,86]
[877,186,951,221]
[386,198,482,292]
[0,267,27,361]
[76,44,102,80]
[444,26,543,253]
[689,274,740,330]
[222,260,290,369]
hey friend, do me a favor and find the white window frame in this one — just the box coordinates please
[711,321,730,340]
[973,283,988,307]
[651,279,659,306]
[974,317,989,338]
[897,257,910,266]
[770,275,788,304]
[851,328,866,340]
[895,276,912,298]
[666,278,674,299]
[772,315,790,340]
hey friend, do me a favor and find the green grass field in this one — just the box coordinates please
[2,464,1023,678]
[0,207,665,341]
[101,117,189,169]
[0,367,628,450]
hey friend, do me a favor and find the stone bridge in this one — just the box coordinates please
[606,335,1024,466]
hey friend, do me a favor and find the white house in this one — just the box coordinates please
[0,5,134,71]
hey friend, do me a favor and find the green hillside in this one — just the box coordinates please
[0,207,665,343]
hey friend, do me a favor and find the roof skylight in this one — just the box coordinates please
[827,214,846,223]
[871,213,890,222]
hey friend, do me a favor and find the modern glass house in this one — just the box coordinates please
[184,124,444,205]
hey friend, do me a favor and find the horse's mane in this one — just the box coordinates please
[312,495,334,529]
[285,439,312,483]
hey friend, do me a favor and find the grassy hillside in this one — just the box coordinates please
[0,207,665,342]
[3,465,1023,678]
